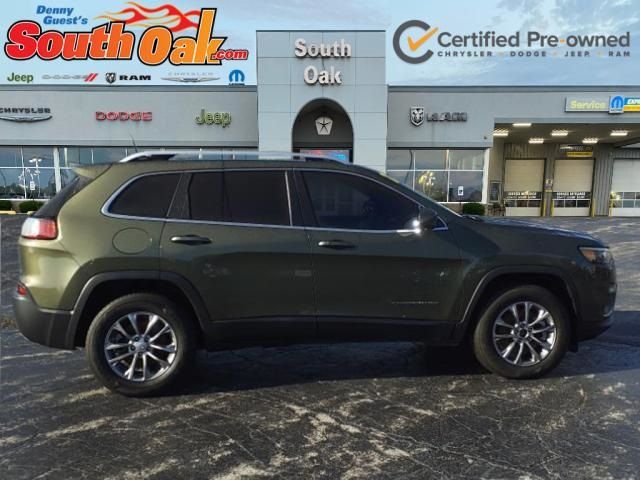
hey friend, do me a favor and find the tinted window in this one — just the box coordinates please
[189,172,224,221]
[110,174,180,218]
[303,172,419,230]
[188,170,290,226]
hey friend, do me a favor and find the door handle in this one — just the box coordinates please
[318,239,356,250]
[170,235,212,245]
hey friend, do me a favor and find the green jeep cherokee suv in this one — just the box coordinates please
[13,151,616,396]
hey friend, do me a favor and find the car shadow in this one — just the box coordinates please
[172,310,640,395]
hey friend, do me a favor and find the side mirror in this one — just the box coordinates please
[417,207,439,231]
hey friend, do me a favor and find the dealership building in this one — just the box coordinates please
[1,29,640,217]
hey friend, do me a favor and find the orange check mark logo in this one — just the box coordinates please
[393,20,437,64]
[407,27,439,51]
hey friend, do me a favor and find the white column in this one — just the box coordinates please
[482,148,490,204]
[53,147,62,193]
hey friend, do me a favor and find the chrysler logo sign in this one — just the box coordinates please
[0,107,52,122]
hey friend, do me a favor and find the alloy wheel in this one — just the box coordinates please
[103,311,178,382]
[492,301,557,367]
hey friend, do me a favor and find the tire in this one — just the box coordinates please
[472,285,570,379]
[86,293,196,397]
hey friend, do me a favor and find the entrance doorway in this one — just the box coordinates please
[552,158,594,216]
[292,99,353,163]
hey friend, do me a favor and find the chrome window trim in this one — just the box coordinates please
[101,167,449,234]
[284,171,293,226]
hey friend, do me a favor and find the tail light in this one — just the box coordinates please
[21,217,58,240]
[16,283,27,297]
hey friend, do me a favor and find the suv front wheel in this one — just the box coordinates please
[472,285,570,379]
[86,293,196,396]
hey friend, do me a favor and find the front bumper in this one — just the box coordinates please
[576,311,615,341]
[13,291,74,350]
[574,264,617,342]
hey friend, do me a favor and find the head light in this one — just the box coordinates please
[579,247,612,265]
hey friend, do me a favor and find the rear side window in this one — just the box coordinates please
[109,173,180,218]
[187,170,290,226]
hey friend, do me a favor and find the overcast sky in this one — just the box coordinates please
[1,0,639,85]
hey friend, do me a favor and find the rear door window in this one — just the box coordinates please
[187,170,290,226]
[109,173,180,218]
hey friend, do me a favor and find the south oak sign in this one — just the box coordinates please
[294,38,351,85]
[3,8,249,66]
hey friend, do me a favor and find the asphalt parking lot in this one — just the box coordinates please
[1,216,640,479]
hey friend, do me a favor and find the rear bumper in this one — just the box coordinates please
[13,292,74,350]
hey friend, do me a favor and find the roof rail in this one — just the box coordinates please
[118,150,344,164]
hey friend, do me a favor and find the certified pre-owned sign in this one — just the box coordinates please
[0,107,52,122]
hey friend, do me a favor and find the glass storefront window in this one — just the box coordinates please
[19,167,56,199]
[414,150,446,169]
[93,147,128,164]
[386,170,414,189]
[0,147,22,168]
[448,171,483,202]
[22,147,54,169]
[449,150,485,170]
[59,147,93,167]
[387,149,485,203]
[387,150,413,170]
[415,170,448,202]
[0,168,26,198]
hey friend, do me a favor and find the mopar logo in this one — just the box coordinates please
[609,95,625,114]
[228,69,245,85]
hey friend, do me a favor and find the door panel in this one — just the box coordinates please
[300,170,463,326]
[160,169,315,342]
[160,222,314,320]
[308,228,463,322]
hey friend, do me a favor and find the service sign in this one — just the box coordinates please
[0,0,638,86]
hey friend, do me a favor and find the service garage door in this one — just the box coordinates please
[504,159,544,216]
[552,158,594,217]
[611,159,640,216]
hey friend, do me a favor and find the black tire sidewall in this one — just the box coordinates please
[86,293,195,396]
[473,285,570,379]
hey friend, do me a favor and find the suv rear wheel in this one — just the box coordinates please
[472,285,570,379]
[86,293,196,396]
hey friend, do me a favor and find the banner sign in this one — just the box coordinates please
[504,191,542,201]
[552,191,592,200]
[0,1,637,86]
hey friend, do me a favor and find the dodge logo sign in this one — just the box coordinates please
[96,111,152,121]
